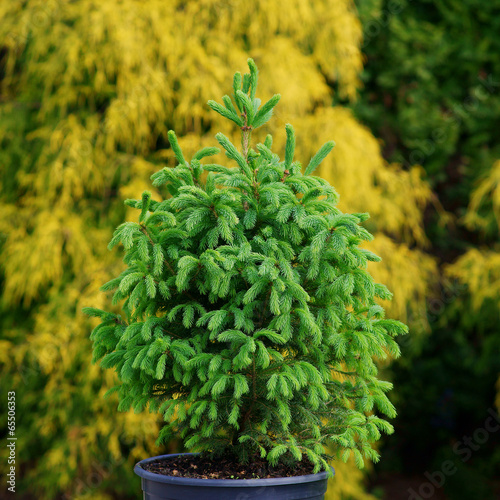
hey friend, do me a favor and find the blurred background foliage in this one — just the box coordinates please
[0,0,498,499]
[354,0,500,497]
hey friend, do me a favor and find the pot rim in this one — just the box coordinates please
[134,452,334,487]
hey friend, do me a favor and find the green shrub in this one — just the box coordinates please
[85,59,407,473]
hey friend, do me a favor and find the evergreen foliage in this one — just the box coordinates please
[0,1,434,497]
[353,1,500,493]
[87,60,408,473]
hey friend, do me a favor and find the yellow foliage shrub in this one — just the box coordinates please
[0,0,434,497]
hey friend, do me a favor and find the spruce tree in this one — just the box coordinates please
[85,59,408,474]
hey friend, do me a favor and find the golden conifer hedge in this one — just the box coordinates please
[0,1,434,498]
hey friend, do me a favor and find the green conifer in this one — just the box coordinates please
[85,59,408,473]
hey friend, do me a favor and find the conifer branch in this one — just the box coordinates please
[259,287,272,329]
[238,364,257,434]
[139,223,196,300]
[241,110,252,163]
[332,369,359,377]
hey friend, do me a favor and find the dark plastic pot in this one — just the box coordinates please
[134,453,334,500]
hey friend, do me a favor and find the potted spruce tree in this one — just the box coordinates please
[85,59,407,500]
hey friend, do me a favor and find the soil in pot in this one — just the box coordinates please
[140,453,317,480]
